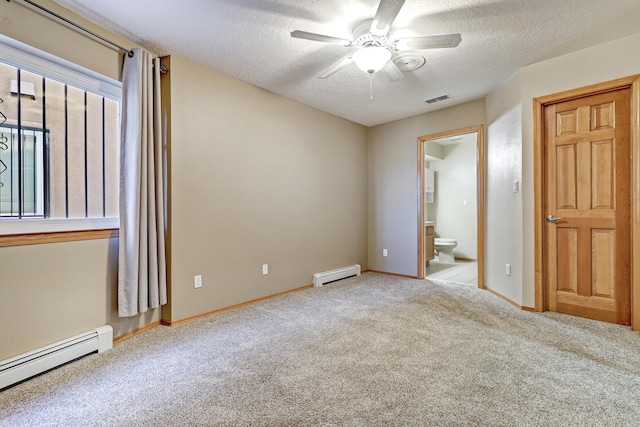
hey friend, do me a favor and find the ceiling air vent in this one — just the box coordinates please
[425,94,451,104]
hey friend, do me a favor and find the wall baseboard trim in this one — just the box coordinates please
[113,321,161,344]
[1,326,113,390]
[112,278,538,344]
[162,284,314,327]
[484,287,535,312]
[455,257,476,262]
[364,270,418,279]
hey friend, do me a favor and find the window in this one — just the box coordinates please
[0,125,47,217]
[0,35,121,235]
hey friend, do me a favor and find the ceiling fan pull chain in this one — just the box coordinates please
[369,72,374,101]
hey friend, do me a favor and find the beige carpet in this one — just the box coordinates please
[1,272,640,426]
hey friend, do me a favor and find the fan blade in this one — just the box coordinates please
[381,60,404,82]
[395,34,462,50]
[370,0,406,36]
[291,30,352,47]
[318,54,354,79]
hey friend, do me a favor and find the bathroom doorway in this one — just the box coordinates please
[417,125,485,288]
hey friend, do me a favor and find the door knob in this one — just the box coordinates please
[546,214,564,223]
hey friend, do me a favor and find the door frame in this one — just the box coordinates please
[417,124,485,288]
[533,75,640,330]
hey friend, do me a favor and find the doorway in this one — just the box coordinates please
[534,75,640,329]
[417,125,485,288]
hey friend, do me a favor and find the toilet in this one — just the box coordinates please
[434,238,457,264]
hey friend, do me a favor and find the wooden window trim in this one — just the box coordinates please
[0,228,118,247]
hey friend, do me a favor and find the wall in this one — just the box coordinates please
[7,1,637,361]
[368,99,486,277]
[0,0,146,360]
[0,0,369,357]
[0,0,128,81]
[485,32,640,308]
[484,74,523,305]
[0,237,161,359]
[427,139,478,259]
[164,55,368,322]
[368,31,640,304]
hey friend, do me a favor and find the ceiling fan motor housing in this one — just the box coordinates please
[290,0,461,80]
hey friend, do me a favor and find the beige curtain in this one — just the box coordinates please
[118,48,167,317]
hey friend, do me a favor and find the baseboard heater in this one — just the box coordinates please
[0,325,113,390]
[313,264,361,287]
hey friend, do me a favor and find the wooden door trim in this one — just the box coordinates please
[533,75,640,330]
[417,125,485,289]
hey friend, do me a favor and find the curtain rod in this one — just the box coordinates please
[8,0,133,55]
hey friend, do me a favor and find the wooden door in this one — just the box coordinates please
[544,88,631,325]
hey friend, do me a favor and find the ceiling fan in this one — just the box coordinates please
[290,0,462,81]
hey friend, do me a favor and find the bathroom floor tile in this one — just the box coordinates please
[426,260,477,286]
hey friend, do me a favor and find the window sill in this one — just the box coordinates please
[0,218,119,247]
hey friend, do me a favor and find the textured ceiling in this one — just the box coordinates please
[51,0,640,126]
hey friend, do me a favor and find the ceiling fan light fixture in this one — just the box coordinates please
[352,46,391,74]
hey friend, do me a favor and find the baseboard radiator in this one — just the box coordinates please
[0,325,113,390]
[313,264,361,287]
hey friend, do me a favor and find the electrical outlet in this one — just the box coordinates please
[383,249,388,257]
[505,264,511,276]
[194,275,202,288]
[262,264,268,275]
